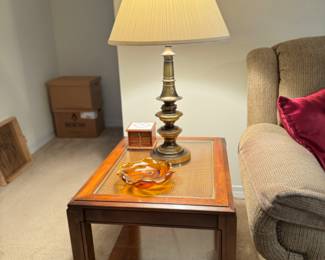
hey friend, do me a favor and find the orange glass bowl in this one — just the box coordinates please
[117,157,173,189]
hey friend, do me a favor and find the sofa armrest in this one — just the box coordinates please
[239,123,325,231]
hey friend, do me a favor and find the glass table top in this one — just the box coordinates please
[94,140,216,199]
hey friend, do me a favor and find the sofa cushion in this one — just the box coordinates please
[239,123,325,231]
[273,36,325,98]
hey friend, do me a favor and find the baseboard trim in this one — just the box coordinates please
[232,185,244,199]
[29,132,55,154]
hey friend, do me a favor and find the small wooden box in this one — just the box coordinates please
[126,122,156,150]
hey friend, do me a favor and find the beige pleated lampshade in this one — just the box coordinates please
[109,0,230,46]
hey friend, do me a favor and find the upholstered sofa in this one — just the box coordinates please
[239,36,325,259]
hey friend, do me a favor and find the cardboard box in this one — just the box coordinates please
[47,76,102,110]
[53,110,104,138]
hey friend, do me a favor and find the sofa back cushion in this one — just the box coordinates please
[274,36,325,98]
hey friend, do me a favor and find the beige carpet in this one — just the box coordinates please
[0,129,258,260]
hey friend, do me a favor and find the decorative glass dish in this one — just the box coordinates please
[117,157,173,190]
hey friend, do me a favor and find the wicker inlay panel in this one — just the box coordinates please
[95,140,215,199]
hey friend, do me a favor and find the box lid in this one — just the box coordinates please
[126,122,156,132]
[47,76,101,87]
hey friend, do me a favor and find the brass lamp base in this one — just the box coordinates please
[151,46,191,165]
[151,146,191,166]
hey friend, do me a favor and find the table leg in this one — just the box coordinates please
[109,225,140,260]
[67,208,95,260]
[214,230,222,260]
[218,214,237,260]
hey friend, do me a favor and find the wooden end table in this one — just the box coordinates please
[67,137,236,260]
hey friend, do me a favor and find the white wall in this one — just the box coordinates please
[51,0,122,127]
[114,0,325,186]
[0,0,58,153]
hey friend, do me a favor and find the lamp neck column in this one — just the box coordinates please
[163,46,175,82]
[159,46,180,101]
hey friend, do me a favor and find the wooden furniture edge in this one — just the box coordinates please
[4,162,32,185]
[1,117,32,161]
[219,138,235,210]
[0,117,32,185]
[68,200,235,214]
[0,169,7,186]
[71,137,234,209]
[73,138,127,199]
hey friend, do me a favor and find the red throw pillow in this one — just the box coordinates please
[277,89,325,170]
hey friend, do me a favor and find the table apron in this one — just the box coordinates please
[84,208,220,229]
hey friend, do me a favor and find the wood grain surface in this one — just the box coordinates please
[67,137,236,260]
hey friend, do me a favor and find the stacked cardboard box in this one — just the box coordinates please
[47,76,104,138]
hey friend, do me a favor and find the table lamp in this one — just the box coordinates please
[109,0,229,165]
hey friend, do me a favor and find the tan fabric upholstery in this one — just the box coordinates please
[240,124,325,230]
[247,48,279,126]
[275,36,325,98]
[240,124,325,260]
[278,222,325,259]
[241,36,325,260]
[247,36,325,126]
